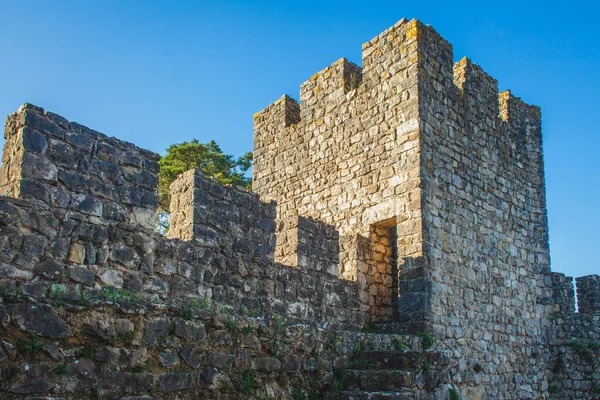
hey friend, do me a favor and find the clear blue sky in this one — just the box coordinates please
[0,1,598,278]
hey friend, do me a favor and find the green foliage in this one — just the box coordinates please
[331,378,345,391]
[588,342,600,352]
[548,384,561,394]
[393,337,407,351]
[50,284,67,298]
[225,317,239,335]
[567,340,595,364]
[241,326,255,335]
[53,364,68,375]
[553,352,564,373]
[77,345,96,360]
[188,298,200,310]
[16,338,41,355]
[448,388,460,400]
[131,365,145,373]
[419,332,434,350]
[79,289,90,307]
[50,284,67,306]
[272,313,286,333]
[101,288,140,305]
[355,341,367,353]
[330,334,340,349]
[567,340,585,352]
[201,292,212,309]
[158,139,252,213]
[124,330,135,345]
[234,369,260,395]
[361,319,379,334]
[290,387,305,400]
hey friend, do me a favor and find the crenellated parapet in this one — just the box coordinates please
[299,58,362,120]
[0,104,364,334]
[550,272,576,313]
[275,215,339,275]
[251,17,570,398]
[549,272,600,315]
[576,274,600,314]
[1,16,596,399]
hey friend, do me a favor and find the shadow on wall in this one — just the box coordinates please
[0,103,366,330]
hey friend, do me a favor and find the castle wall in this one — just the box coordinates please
[253,17,600,399]
[0,18,598,400]
[0,105,365,399]
[549,273,600,398]
[414,22,554,397]
[253,19,427,320]
[0,103,160,230]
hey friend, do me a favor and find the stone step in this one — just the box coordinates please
[352,350,449,370]
[341,368,450,392]
[338,331,423,352]
[327,390,430,400]
[341,369,418,391]
[375,321,428,335]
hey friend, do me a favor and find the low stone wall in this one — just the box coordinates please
[0,103,160,230]
[0,104,367,399]
[549,272,600,398]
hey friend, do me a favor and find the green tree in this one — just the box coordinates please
[158,139,252,214]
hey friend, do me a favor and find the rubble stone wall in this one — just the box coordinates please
[548,273,600,399]
[415,26,553,397]
[0,104,160,231]
[0,104,366,399]
[0,17,599,400]
[253,20,427,321]
[253,17,600,399]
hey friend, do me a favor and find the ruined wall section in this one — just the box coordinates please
[254,19,426,319]
[0,103,160,230]
[0,104,362,330]
[548,273,600,398]
[0,105,365,399]
[168,169,276,257]
[414,22,553,398]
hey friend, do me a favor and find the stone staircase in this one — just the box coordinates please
[329,332,452,400]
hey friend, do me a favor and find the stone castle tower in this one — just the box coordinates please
[253,18,598,398]
[0,17,597,400]
[254,18,548,330]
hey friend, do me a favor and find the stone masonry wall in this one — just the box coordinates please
[253,17,600,399]
[548,273,600,399]
[0,104,160,231]
[0,104,370,399]
[253,20,426,321]
[417,27,553,397]
[1,17,599,400]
